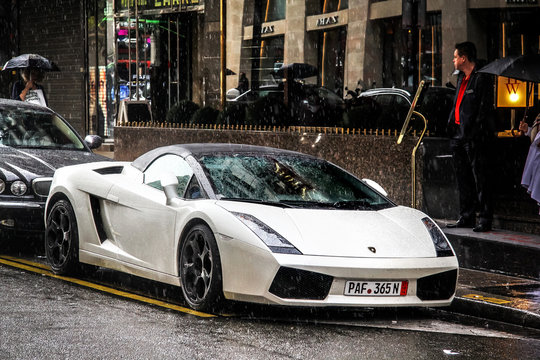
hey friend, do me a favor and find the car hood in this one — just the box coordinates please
[218,202,437,258]
[0,146,108,182]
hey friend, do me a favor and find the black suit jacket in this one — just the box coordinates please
[447,67,495,141]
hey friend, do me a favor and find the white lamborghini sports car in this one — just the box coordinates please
[44,144,458,311]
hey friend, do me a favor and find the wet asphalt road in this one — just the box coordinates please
[1,259,539,360]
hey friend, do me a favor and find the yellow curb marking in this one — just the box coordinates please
[0,255,215,318]
[463,293,511,305]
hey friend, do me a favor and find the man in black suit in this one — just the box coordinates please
[446,41,495,232]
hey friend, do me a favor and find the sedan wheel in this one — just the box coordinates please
[45,199,79,275]
[180,224,223,311]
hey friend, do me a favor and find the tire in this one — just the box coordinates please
[179,224,223,311]
[45,199,80,275]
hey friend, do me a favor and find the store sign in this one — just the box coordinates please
[505,0,537,4]
[117,0,201,10]
[317,15,339,27]
[261,25,275,34]
[497,77,533,107]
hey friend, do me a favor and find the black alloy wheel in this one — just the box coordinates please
[45,199,79,275]
[179,224,223,311]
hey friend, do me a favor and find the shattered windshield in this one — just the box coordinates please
[0,106,85,150]
[199,154,393,210]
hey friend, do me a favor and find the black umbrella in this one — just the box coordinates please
[2,53,60,71]
[478,54,540,83]
[273,63,318,79]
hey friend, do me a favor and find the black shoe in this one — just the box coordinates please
[473,223,492,232]
[446,217,474,228]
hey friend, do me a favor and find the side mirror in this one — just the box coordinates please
[161,173,179,206]
[84,135,103,149]
[362,178,388,197]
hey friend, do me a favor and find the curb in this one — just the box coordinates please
[451,296,540,330]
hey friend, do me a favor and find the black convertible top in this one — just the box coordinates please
[131,143,313,171]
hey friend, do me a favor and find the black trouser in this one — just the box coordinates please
[450,138,494,225]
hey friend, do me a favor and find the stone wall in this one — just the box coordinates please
[113,126,424,208]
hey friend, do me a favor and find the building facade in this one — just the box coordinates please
[227,0,539,95]
[1,0,538,137]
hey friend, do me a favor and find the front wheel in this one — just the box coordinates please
[45,199,79,275]
[179,224,223,312]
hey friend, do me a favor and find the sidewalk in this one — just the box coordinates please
[440,222,540,329]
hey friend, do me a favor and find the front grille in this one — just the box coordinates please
[32,178,53,197]
[269,267,333,300]
[417,269,457,300]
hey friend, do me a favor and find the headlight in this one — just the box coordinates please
[0,179,5,194]
[11,180,28,196]
[422,217,454,257]
[232,212,302,255]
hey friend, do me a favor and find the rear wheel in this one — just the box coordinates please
[179,224,223,311]
[45,199,79,275]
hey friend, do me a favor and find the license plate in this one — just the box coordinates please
[344,281,408,296]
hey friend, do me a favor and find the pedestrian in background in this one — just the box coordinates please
[237,72,249,94]
[11,67,48,107]
[519,112,540,214]
[446,41,496,232]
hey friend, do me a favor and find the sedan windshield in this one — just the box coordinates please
[199,154,393,210]
[0,106,85,150]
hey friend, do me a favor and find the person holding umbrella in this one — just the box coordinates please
[446,41,496,232]
[3,54,59,107]
[11,67,48,107]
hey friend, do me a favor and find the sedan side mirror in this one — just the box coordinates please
[362,178,388,197]
[161,173,179,206]
[84,135,103,149]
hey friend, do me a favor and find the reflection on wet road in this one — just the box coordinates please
[0,252,538,341]
[0,254,214,318]
[2,250,540,359]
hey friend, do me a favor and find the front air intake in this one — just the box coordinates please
[417,269,457,300]
[269,267,333,300]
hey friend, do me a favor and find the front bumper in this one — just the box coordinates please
[220,238,459,308]
[0,200,45,234]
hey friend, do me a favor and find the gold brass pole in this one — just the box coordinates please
[410,111,427,208]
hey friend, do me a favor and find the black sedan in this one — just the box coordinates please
[0,99,107,241]
[353,86,455,136]
[227,82,345,127]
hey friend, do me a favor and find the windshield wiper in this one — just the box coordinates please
[279,199,376,210]
[219,197,294,208]
[332,200,374,210]
[278,200,336,208]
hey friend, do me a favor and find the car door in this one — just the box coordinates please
[103,154,194,275]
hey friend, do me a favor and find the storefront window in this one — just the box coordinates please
[319,27,346,96]
[264,0,286,22]
[258,36,284,85]
[307,0,348,16]
[115,17,152,101]
[419,13,442,86]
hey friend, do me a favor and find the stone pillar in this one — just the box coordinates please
[284,0,306,63]
[227,0,245,90]
[441,0,467,86]
[346,0,370,91]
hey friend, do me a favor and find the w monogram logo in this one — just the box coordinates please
[505,78,521,95]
